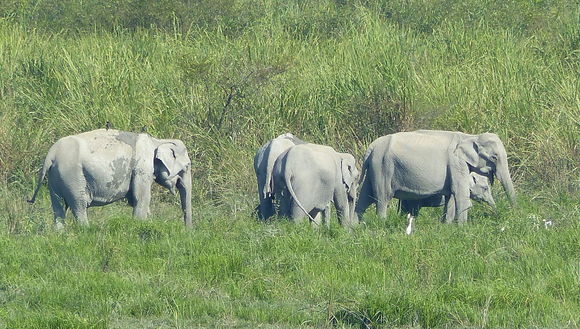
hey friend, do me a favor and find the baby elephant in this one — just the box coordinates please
[272,144,359,228]
[399,172,496,222]
[28,129,193,228]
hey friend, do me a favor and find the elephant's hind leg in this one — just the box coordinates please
[259,196,275,220]
[290,204,309,224]
[373,177,394,219]
[49,190,66,229]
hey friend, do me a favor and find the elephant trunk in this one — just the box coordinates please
[487,196,497,210]
[347,184,358,224]
[496,158,516,205]
[178,168,193,228]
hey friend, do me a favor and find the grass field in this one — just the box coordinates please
[0,0,578,327]
[1,196,578,328]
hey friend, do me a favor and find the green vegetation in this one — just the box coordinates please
[0,0,578,327]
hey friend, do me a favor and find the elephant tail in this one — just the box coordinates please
[285,169,315,223]
[28,147,55,204]
[263,167,273,199]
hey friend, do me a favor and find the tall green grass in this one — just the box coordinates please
[0,3,577,200]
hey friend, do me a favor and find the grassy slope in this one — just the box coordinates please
[0,0,579,327]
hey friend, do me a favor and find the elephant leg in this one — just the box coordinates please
[259,196,275,220]
[355,175,374,219]
[322,205,331,228]
[290,203,308,224]
[373,178,392,219]
[49,190,66,229]
[376,201,389,218]
[452,185,471,223]
[310,206,330,228]
[373,163,395,219]
[70,201,88,225]
[131,179,152,219]
[277,192,291,219]
[132,192,151,219]
[400,199,421,217]
[443,195,455,223]
[310,210,324,228]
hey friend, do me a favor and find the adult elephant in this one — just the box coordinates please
[356,130,515,223]
[28,129,193,228]
[271,144,359,228]
[399,172,496,221]
[253,133,306,220]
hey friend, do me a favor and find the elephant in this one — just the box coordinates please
[399,172,496,221]
[253,133,306,220]
[28,129,193,228]
[355,130,515,223]
[271,143,359,228]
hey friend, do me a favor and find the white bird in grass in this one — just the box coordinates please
[405,213,415,235]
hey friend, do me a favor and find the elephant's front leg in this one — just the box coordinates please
[70,202,89,225]
[131,177,153,219]
[451,182,472,223]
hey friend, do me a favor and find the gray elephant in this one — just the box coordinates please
[356,130,515,223]
[253,133,306,220]
[399,172,496,222]
[271,144,359,228]
[28,129,193,228]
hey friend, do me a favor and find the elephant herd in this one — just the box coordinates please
[28,128,516,231]
[254,131,515,231]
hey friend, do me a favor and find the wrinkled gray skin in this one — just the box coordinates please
[356,130,515,223]
[272,144,359,228]
[28,129,193,228]
[399,172,496,222]
[253,133,306,220]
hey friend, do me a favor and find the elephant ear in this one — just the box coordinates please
[341,159,355,191]
[455,138,480,168]
[155,143,179,178]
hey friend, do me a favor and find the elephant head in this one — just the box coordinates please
[339,153,360,221]
[154,140,192,227]
[456,133,516,204]
[468,172,496,209]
